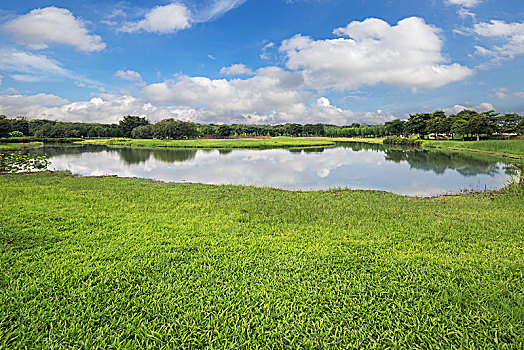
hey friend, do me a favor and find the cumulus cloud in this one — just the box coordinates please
[0,93,70,118]
[0,75,3,85]
[0,93,188,123]
[280,17,473,90]
[116,70,145,86]
[144,66,307,121]
[4,7,105,52]
[120,0,246,34]
[310,97,395,125]
[472,20,524,61]
[142,66,395,125]
[443,102,495,115]
[491,88,524,100]
[120,3,191,33]
[220,64,254,75]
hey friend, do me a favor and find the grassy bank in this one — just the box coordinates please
[422,139,524,159]
[0,142,44,151]
[81,137,336,149]
[1,172,523,348]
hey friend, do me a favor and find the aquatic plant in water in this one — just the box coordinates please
[0,153,49,174]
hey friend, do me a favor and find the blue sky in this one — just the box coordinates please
[0,0,523,124]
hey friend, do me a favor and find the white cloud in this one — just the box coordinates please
[0,49,67,82]
[0,49,102,87]
[491,88,524,100]
[443,102,494,115]
[4,7,105,52]
[120,0,246,34]
[280,17,473,90]
[0,89,394,125]
[309,97,395,125]
[142,66,394,125]
[260,42,276,60]
[192,0,247,23]
[445,0,481,8]
[144,66,307,121]
[472,20,524,61]
[0,93,69,117]
[220,64,254,75]
[0,75,3,85]
[0,93,182,123]
[120,3,191,34]
[116,70,145,86]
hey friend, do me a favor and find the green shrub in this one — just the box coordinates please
[383,137,422,146]
[8,131,24,138]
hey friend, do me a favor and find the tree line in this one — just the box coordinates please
[1,110,523,140]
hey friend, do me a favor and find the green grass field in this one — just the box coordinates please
[1,172,523,348]
[82,137,336,149]
[423,139,524,159]
[0,142,44,151]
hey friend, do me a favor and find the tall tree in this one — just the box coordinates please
[119,115,150,137]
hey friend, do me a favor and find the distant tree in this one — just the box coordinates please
[497,113,522,138]
[426,111,448,139]
[11,118,30,136]
[469,114,496,141]
[451,118,469,141]
[217,125,232,137]
[385,119,405,136]
[131,124,154,139]
[284,123,303,136]
[303,124,324,136]
[517,117,524,135]
[199,124,217,136]
[0,116,11,138]
[119,115,149,137]
[405,113,432,139]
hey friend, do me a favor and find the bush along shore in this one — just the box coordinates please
[383,137,423,146]
[0,172,523,348]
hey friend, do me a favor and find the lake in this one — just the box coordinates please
[33,142,513,196]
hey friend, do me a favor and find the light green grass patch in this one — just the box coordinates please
[0,142,44,151]
[0,172,523,348]
[423,139,524,158]
[83,136,336,149]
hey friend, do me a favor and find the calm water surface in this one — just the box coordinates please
[36,142,513,196]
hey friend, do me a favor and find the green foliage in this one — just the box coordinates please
[384,119,405,136]
[498,113,523,135]
[150,119,199,139]
[0,173,523,347]
[405,113,432,138]
[508,160,524,185]
[131,124,154,139]
[383,137,422,146]
[0,153,49,173]
[217,124,232,137]
[8,131,24,138]
[118,115,150,137]
[0,116,11,138]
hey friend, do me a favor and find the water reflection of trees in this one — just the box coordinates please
[37,145,198,165]
[335,141,506,177]
[383,150,502,176]
[34,143,511,177]
[152,149,197,163]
